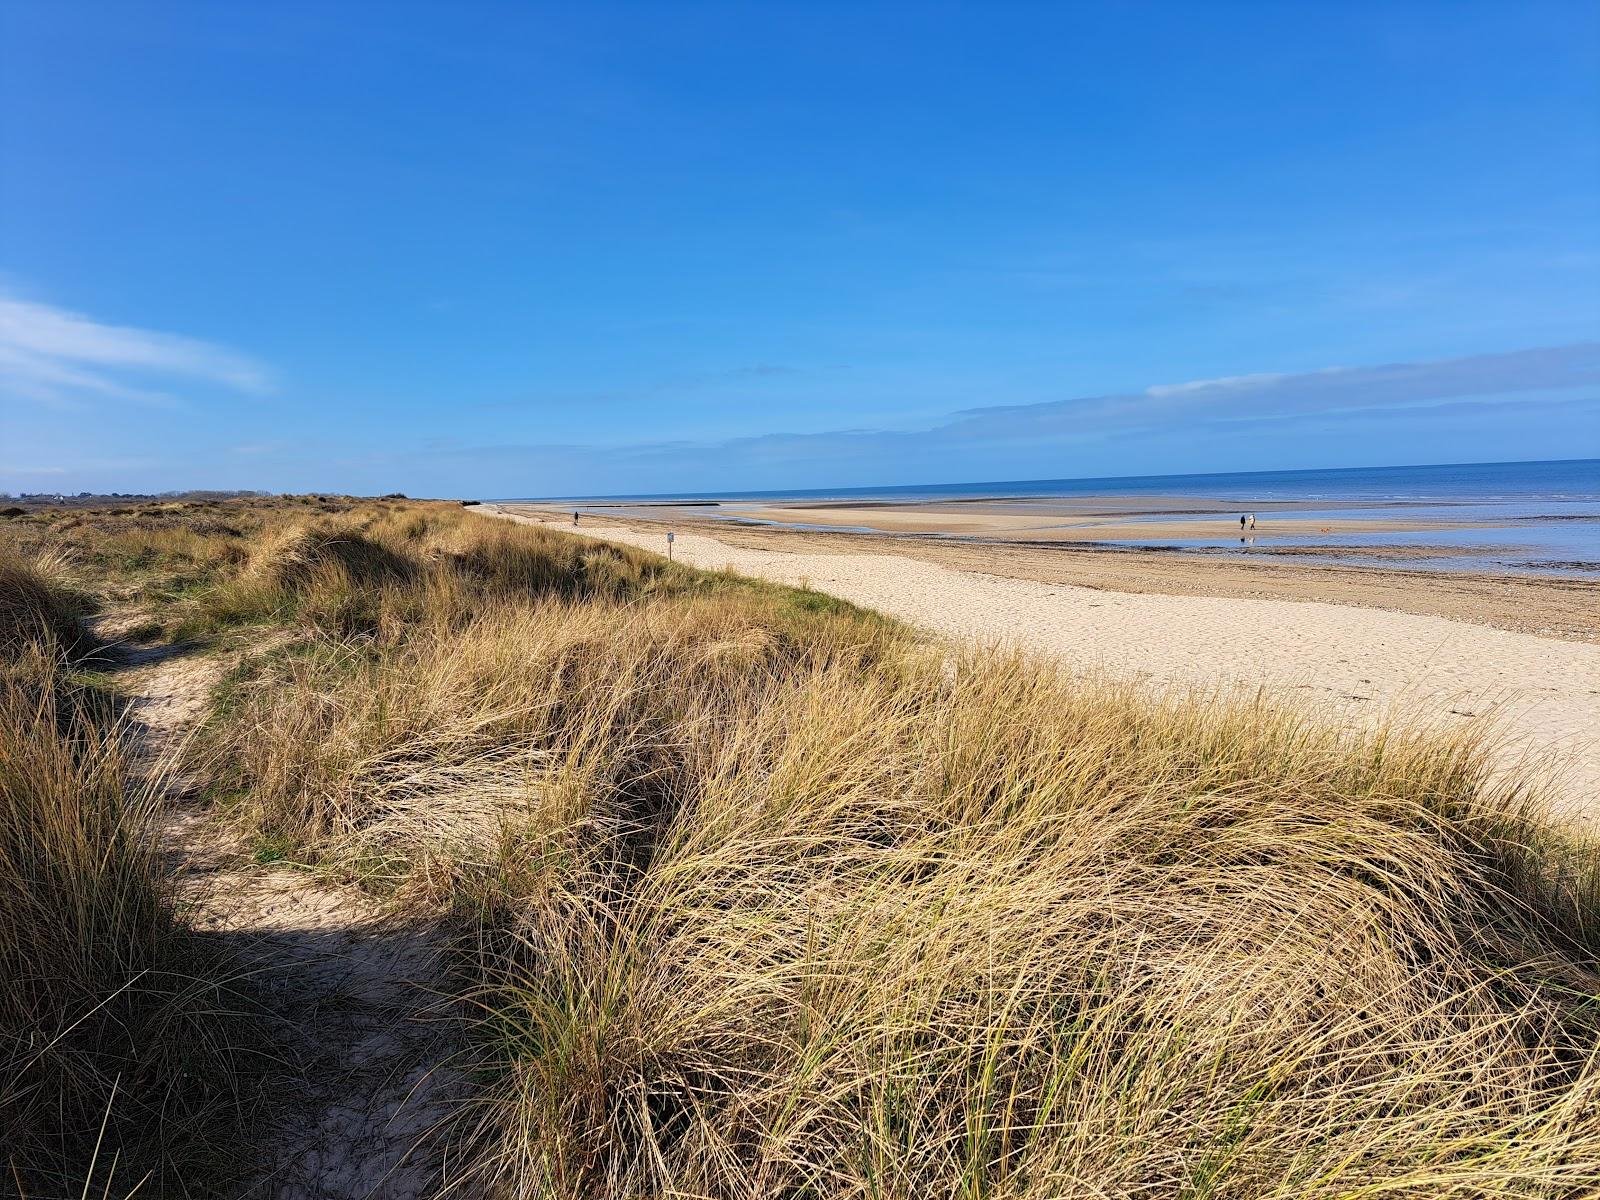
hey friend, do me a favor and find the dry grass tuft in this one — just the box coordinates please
[0,550,100,664]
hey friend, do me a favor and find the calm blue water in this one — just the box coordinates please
[509,458,1598,506]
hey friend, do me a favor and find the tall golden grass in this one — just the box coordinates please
[0,549,263,1195]
[192,506,1600,1197]
[0,551,99,663]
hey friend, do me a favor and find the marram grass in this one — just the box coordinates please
[190,504,1600,1198]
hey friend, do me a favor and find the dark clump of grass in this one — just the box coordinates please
[453,519,668,600]
[0,551,100,664]
[254,523,417,595]
[122,617,166,642]
[186,519,418,637]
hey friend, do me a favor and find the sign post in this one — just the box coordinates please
[666,531,675,562]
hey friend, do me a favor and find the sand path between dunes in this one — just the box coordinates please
[97,613,464,1199]
[487,507,1600,827]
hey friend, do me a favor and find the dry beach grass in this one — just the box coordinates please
[1,498,1597,1196]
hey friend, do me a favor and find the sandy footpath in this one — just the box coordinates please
[488,507,1600,826]
[98,613,460,1198]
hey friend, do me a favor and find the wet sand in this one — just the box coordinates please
[487,504,1600,826]
[715,501,1475,542]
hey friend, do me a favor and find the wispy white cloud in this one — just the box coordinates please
[1145,370,1302,398]
[947,343,1600,435]
[0,294,272,408]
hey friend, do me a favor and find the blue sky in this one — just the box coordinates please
[2,1,1596,497]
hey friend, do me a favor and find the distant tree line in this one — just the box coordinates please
[0,489,275,501]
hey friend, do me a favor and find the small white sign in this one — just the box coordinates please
[667,531,675,542]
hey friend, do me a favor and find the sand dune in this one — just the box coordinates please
[490,506,1600,826]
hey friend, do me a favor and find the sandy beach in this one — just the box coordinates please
[629,517,1600,643]
[490,505,1600,826]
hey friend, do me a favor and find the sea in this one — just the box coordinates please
[502,458,1600,575]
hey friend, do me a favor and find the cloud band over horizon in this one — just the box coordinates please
[415,342,1600,496]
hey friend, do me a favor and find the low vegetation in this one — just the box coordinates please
[4,496,1597,1196]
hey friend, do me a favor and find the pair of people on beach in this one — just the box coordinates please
[1239,513,1256,531]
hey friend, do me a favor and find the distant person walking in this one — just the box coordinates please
[573,511,580,525]
[1240,514,1247,532]
[1249,513,1257,530]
